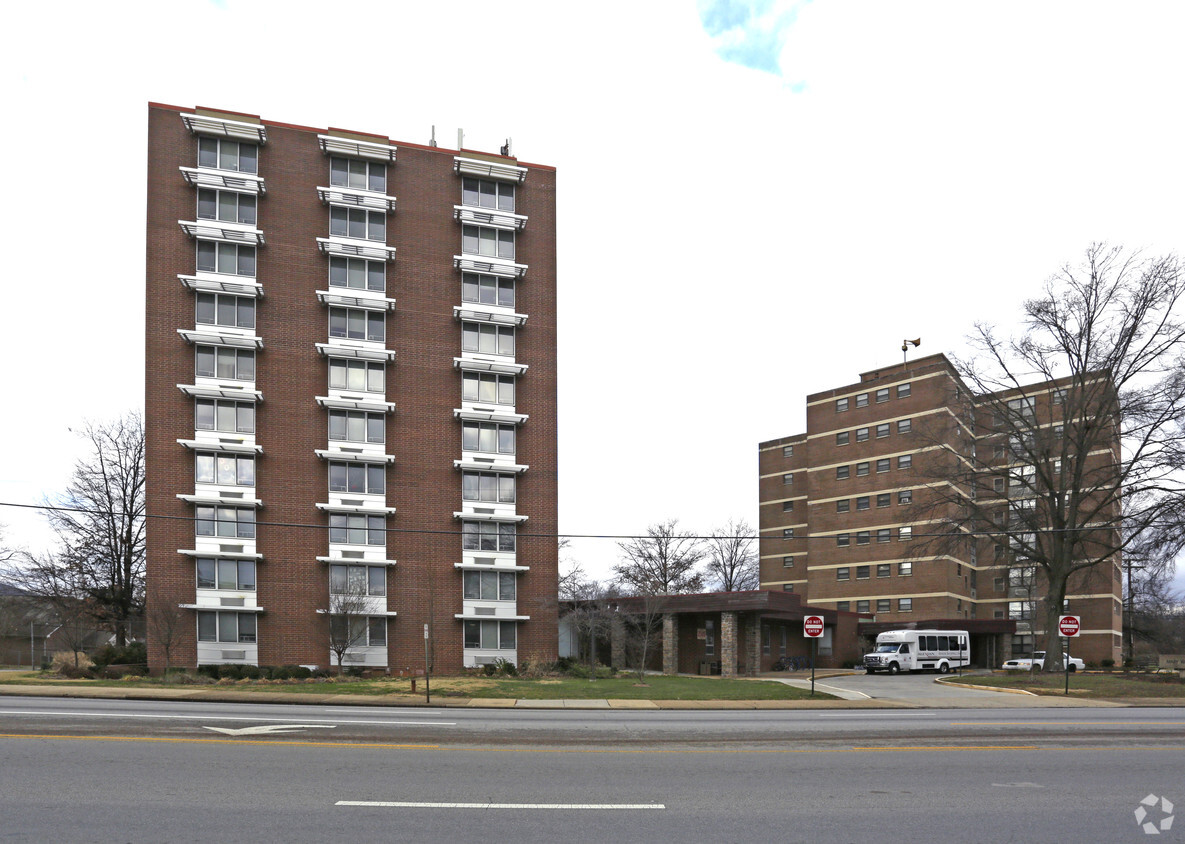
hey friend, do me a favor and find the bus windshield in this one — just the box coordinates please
[875,644,900,653]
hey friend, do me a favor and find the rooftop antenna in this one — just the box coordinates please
[457,128,464,151]
[429,125,437,147]
[902,337,921,364]
[501,137,512,157]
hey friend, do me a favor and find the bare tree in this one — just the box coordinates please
[621,593,666,683]
[560,563,615,679]
[613,519,706,596]
[147,600,188,678]
[10,551,98,668]
[918,245,1185,671]
[327,567,376,673]
[704,518,759,592]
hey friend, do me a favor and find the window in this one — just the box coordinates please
[782,556,794,567]
[329,462,385,494]
[782,528,794,539]
[198,138,258,173]
[464,570,517,601]
[463,619,516,650]
[994,576,1005,591]
[836,398,849,412]
[875,388,890,403]
[330,206,386,241]
[462,521,516,552]
[1008,601,1031,621]
[196,558,255,591]
[330,615,387,648]
[462,273,515,308]
[782,445,794,457]
[330,157,386,192]
[197,241,255,276]
[876,563,891,578]
[463,372,515,405]
[897,419,911,434]
[463,421,516,454]
[462,177,515,212]
[857,565,870,579]
[837,601,850,611]
[195,452,254,486]
[876,458,890,473]
[328,409,385,444]
[196,292,255,330]
[994,476,1005,493]
[781,626,788,655]
[856,462,870,476]
[195,506,256,538]
[836,499,850,513]
[329,308,384,342]
[876,599,891,613]
[462,471,516,503]
[1009,397,1036,421]
[898,489,912,505]
[1052,389,1066,405]
[856,427,869,442]
[995,544,1006,560]
[195,343,255,381]
[836,431,849,445]
[836,567,850,581]
[195,399,254,434]
[197,610,256,643]
[856,600,870,613]
[329,513,386,546]
[782,473,793,485]
[781,501,793,512]
[197,188,256,225]
[898,561,912,576]
[329,359,385,393]
[856,393,869,408]
[876,423,890,438]
[897,455,912,470]
[856,531,870,545]
[856,496,870,511]
[876,529,891,543]
[763,625,771,654]
[836,533,850,547]
[329,564,387,596]
[876,493,891,508]
[897,383,911,398]
[330,256,385,292]
[705,619,715,655]
[462,224,515,259]
[462,323,515,356]
[836,466,850,480]
[899,526,913,541]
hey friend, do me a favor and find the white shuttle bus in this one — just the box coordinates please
[863,629,970,675]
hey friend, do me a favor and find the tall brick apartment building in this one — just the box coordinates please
[145,104,558,673]
[758,353,1122,665]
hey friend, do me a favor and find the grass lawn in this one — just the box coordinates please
[947,671,1185,698]
[0,671,833,701]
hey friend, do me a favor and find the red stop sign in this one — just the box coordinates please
[1058,615,1081,637]
[803,615,825,638]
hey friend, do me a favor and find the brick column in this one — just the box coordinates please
[662,614,679,675]
[744,615,762,676]
[720,611,738,678]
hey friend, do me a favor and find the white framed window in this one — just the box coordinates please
[329,462,385,495]
[462,471,516,503]
[329,359,385,393]
[464,619,516,650]
[781,501,793,512]
[856,496,870,511]
[877,563,891,577]
[462,177,515,212]
[196,292,255,329]
[330,615,387,647]
[195,452,254,486]
[462,521,516,552]
[857,600,870,613]
[836,499,850,513]
[875,388,890,403]
[462,224,514,260]
[198,138,258,174]
[329,256,385,292]
[782,528,795,539]
[331,206,386,241]
[856,427,869,442]
[196,399,254,433]
[329,307,384,342]
[897,419,912,434]
[329,564,386,596]
[899,526,913,541]
[897,455,913,470]
[837,601,850,612]
[857,565,870,579]
[836,431,849,445]
[782,556,794,567]
[836,466,850,480]
[328,409,385,444]
[836,398,849,412]
[876,529,891,543]
[782,473,793,485]
[876,423,890,438]
[876,599,891,613]
[836,567,850,581]
[876,493,891,508]
[1009,397,1036,421]
[196,346,254,381]
[836,533,850,546]
[856,462,870,476]
[856,393,869,408]
[195,506,256,538]
[197,188,257,225]
[876,458,890,473]
[197,610,256,643]
[462,272,515,308]
[331,157,386,192]
[197,240,255,276]
[782,445,794,457]
[196,558,255,591]
[898,489,912,504]
[462,421,516,454]
[897,383,911,398]
[463,570,516,601]
[898,562,912,576]
[856,532,870,546]
[462,322,515,356]
[463,372,515,405]
[898,598,913,612]
[329,513,386,546]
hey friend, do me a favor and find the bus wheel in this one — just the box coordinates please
[887,663,899,675]
[938,662,949,674]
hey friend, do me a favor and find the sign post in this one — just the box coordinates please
[424,623,431,704]
[803,615,825,697]
[1058,615,1080,696]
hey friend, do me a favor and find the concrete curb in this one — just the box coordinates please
[934,677,1037,696]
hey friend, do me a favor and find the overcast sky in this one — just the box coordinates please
[1,0,1183,590]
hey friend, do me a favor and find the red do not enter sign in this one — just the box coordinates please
[1058,615,1081,637]
[803,615,825,638]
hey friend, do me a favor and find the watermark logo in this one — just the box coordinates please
[1135,794,1174,835]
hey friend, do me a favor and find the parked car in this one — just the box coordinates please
[1001,651,1085,672]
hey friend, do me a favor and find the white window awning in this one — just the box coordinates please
[180,273,263,298]
[179,220,265,246]
[178,383,263,402]
[452,511,529,524]
[315,502,397,516]
[179,167,266,195]
[318,186,397,213]
[453,357,528,376]
[178,438,261,455]
[177,493,263,509]
[454,612,531,622]
[316,556,398,567]
[178,548,262,561]
[453,459,529,475]
[177,329,264,350]
[453,408,528,425]
[453,306,527,327]
[453,206,527,231]
[453,256,527,279]
[316,342,396,363]
[454,562,530,572]
[454,156,527,183]
[316,395,396,413]
[182,113,267,144]
[179,603,266,613]
[318,238,396,262]
[318,134,396,162]
[314,448,394,465]
[315,290,396,311]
